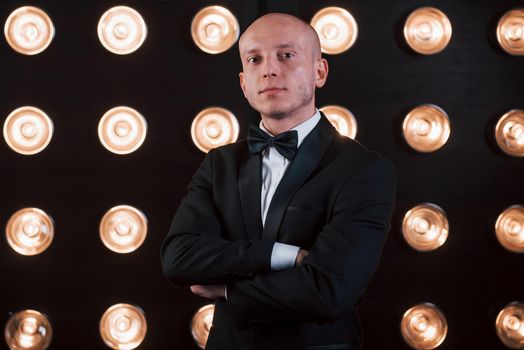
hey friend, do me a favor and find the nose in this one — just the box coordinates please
[262,56,279,78]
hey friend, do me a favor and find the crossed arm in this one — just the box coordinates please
[161,150,396,324]
[189,247,310,299]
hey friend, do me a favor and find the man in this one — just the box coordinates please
[161,13,396,350]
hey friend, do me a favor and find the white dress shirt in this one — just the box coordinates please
[260,110,321,271]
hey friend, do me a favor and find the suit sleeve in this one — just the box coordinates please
[225,157,396,325]
[161,149,274,287]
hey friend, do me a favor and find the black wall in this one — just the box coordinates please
[1,0,523,349]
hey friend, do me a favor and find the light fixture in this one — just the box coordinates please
[97,6,147,55]
[6,207,54,256]
[401,303,447,349]
[98,106,147,154]
[497,9,524,56]
[191,304,215,349]
[191,6,239,54]
[191,107,239,153]
[496,302,524,349]
[402,203,448,252]
[3,106,53,155]
[99,205,147,254]
[310,7,358,54]
[495,205,524,253]
[4,6,54,55]
[402,104,450,152]
[4,309,53,350]
[404,7,452,55]
[495,109,524,157]
[320,105,357,139]
[100,303,147,350]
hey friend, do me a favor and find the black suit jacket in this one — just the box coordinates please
[161,114,397,350]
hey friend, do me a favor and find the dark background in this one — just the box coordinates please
[1,0,523,349]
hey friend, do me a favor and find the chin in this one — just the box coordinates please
[266,111,289,120]
[254,107,287,119]
[249,99,293,119]
[260,104,294,119]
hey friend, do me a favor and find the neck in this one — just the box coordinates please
[260,104,316,135]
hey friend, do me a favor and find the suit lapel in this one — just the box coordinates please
[238,151,264,240]
[262,114,335,242]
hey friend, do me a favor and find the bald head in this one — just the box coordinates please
[239,13,322,60]
[237,12,329,127]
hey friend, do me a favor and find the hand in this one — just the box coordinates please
[295,248,310,266]
[190,285,226,299]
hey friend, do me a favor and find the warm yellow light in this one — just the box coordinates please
[191,107,239,153]
[310,7,358,54]
[496,302,524,349]
[5,309,53,350]
[402,104,450,152]
[402,203,448,252]
[401,303,447,349]
[497,9,524,56]
[99,205,148,254]
[97,6,147,55]
[320,105,357,139]
[100,303,147,350]
[191,304,215,349]
[3,106,53,155]
[4,6,54,55]
[191,6,239,54]
[6,207,54,256]
[404,7,452,55]
[495,109,524,157]
[98,106,147,154]
[495,205,524,253]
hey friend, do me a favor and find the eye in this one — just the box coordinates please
[280,52,294,59]
[247,56,260,63]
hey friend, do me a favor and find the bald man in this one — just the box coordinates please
[161,13,396,350]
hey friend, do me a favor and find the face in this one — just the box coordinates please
[238,16,328,120]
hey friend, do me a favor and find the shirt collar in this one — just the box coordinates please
[259,109,321,147]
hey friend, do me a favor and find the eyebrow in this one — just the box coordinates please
[243,43,297,56]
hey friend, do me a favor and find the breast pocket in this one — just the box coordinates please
[279,205,326,248]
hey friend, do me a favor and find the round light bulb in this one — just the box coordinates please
[4,6,54,55]
[98,106,147,155]
[3,106,53,155]
[402,203,449,251]
[310,7,358,54]
[191,107,239,153]
[99,205,147,254]
[99,303,147,350]
[6,207,54,256]
[191,304,215,349]
[496,302,524,349]
[497,9,524,55]
[97,6,147,55]
[191,6,239,54]
[495,205,524,253]
[404,7,452,55]
[320,105,358,139]
[402,104,450,152]
[401,303,447,350]
[5,309,53,350]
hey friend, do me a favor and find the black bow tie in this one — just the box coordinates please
[247,124,298,160]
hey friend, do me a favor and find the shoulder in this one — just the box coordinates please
[210,138,248,156]
[204,138,249,168]
[329,134,395,173]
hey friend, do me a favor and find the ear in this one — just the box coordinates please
[314,58,329,88]
[239,71,247,98]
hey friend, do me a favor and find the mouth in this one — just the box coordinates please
[259,87,286,94]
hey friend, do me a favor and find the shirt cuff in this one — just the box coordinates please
[270,242,300,271]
